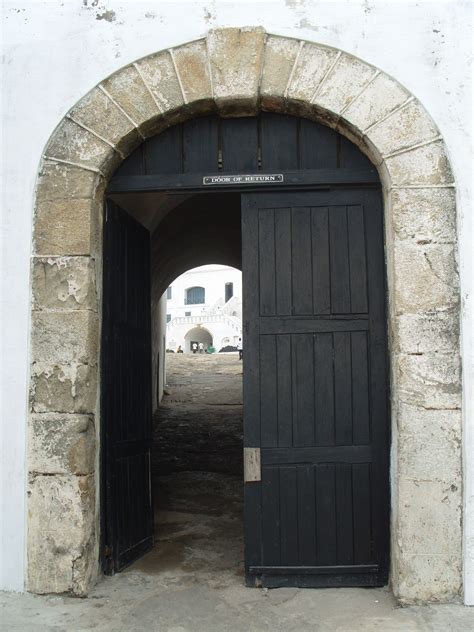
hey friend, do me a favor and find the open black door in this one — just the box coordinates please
[242,189,389,587]
[102,200,153,573]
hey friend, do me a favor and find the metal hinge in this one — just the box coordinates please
[244,447,261,483]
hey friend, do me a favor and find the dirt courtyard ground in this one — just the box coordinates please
[2,354,473,631]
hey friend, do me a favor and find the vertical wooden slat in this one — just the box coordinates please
[351,331,370,445]
[258,209,276,316]
[314,333,335,445]
[279,466,299,565]
[329,206,351,313]
[311,207,331,315]
[260,113,299,170]
[336,464,354,564]
[276,335,293,447]
[352,463,372,563]
[292,334,315,447]
[297,465,317,565]
[347,205,368,313]
[221,118,259,171]
[291,207,313,315]
[262,467,281,566]
[144,125,183,174]
[183,116,218,172]
[274,208,292,316]
[299,119,338,169]
[334,332,353,445]
[260,335,278,447]
[339,135,373,169]
[315,465,337,565]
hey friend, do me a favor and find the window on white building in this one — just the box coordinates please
[166,286,172,300]
[185,286,205,305]
[166,314,171,323]
[185,311,191,317]
[225,282,233,302]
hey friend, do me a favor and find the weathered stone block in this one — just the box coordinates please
[286,42,337,104]
[393,240,459,312]
[135,50,184,114]
[342,72,410,132]
[367,99,439,156]
[31,311,99,365]
[69,86,140,155]
[36,161,103,202]
[395,479,461,602]
[29,414,95,475]
[101,64,161,137]
[207,27,265,114]
[395,312,459,354]
[45,118,118,175]
[316,53,376,114]
[172,39,213,107]
[390,187,456,244]
[260,34,300,106]
[386,140,453,185]
[33,198,98,256]
[397,479,461,556]
[396,351,461,410]
[32,256,96,310]
[396,553,461,604]
[397,403,461,483]
[31,363,97,414]
[27,474,96,594]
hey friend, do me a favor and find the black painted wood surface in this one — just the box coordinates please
[111,113,374,181]
[101,200,153,573]
[241,189,389,588]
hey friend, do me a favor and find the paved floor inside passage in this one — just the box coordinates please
[2,354,473,631]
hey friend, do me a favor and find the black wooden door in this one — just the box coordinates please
[242,189,389,588]
[102,200,154,573]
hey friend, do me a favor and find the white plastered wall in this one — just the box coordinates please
[0,1,472,601]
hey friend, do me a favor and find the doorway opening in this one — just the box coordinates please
[101,113,389,588]
[138,263,245,579]
[185,327,213,353]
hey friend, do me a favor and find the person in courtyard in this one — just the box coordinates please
[198,342,204,353]
[192,342,198,354]
[237,337,243,360]
[177,345,183,353]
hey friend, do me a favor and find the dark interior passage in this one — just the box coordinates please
[128,353,244,578]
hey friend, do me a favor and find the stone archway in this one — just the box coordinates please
[184,326,213,353]
[29,27,461,602]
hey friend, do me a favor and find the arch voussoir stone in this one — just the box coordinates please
[28,27,462,603]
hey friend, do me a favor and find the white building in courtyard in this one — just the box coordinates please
[165,265,242,353]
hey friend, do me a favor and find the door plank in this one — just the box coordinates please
[334,332,353,446]
[329,206,351,314]
[291,207,313,315]
[280,466,299,565]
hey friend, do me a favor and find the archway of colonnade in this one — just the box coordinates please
[29,27,461,603]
